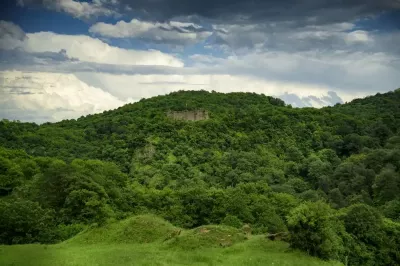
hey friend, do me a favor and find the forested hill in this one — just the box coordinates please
[1,89,400,265]
[1,89,399,169]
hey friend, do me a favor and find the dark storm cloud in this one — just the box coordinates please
[116,0,400,24]
[159,24,207,34]
[0,48,78,65]
[0,20,26,40]
[15,0,400,25]
[0,49,190,75]
[89,19,212,45]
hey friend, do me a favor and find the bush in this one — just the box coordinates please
[382,200,400,221]
[340,204,387,266]
[287,201,347,261]
[382,219,400,265]
[342,204,384,244]
[222,215,243,228]
[0,199,55,244]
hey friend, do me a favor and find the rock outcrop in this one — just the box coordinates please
[167,110,209,121]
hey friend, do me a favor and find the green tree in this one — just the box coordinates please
[341,204,387,266]
[328,188,347,209]
[0,199,55,244]
[0,157,24,196]
[382,200,400,221]
[287,201,347,261]
[222,215,243,228]
[373,165,400,205]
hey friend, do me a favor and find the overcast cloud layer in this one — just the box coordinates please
[1,0,400,122]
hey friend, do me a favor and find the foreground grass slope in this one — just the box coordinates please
[0,239,342,266]
[0,215,342,266]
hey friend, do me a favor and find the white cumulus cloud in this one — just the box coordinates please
[0,21,184,67]
[0,70,125,123]
[22,32,184,67]
[75,72,348,104]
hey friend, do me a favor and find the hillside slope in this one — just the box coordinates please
[1,90,400,265]
[1,90,399,168]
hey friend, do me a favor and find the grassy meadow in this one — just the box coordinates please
[0,215,342,266]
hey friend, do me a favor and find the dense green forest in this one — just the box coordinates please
[1,89,400,265]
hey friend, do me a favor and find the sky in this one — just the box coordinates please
[0,0,399,123]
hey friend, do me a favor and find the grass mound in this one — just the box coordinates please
[168,225,247,250]
[67,214,179,244]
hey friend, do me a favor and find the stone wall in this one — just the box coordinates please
[167,110,209,121]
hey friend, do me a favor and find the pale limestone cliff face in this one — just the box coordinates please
[167,110,209,121]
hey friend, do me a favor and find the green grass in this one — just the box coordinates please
[66,214,178,244]
[0,215,343,266]
[167,225,247,249]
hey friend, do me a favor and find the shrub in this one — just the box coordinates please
[287,201,346,261]
[222,215,243,228]
[0,199,55,244]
